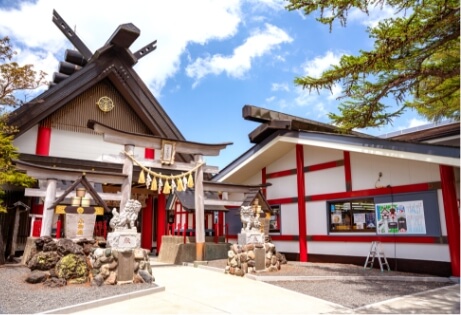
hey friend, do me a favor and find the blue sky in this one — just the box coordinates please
[0,0,430,170]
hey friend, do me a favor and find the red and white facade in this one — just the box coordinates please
[214,117,460,277]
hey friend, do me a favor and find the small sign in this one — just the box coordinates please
[65,213,96,239]
[161,140,176,165]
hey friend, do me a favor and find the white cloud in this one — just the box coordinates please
[407,118,429,128]
[348,5,404,28]
[0,0,246,96]
[271,82,289,92]
[265,96,276,102]
[185,23,292,86]
[302,50,343,78]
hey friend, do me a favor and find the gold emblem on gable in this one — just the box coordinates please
[97,96,114,112]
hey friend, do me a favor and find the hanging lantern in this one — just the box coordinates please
[138,169,146,184]
[187,173,194,188]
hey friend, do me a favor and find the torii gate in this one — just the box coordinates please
[88,120,232,261]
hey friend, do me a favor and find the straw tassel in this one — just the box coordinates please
[177,177,184,192]
[138,169,146,184]
[150,177,157,191]
[163,179,171,194]
[187,173,194,188]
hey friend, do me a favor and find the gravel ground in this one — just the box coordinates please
[0,265,157,314]
[206,259,456,309]
[0,260,456,314]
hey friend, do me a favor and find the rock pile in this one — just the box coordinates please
[225,242,287,276]
[24,236,154,287]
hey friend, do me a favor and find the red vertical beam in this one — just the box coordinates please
[156,193,166,254]
[36,124,51,156]
[261,167,267,197]
[141,195,153,250]
[296,144,307,262]
[439,165,460,277]
[218,212,224,236]
[343,151,352,191]
[145,148,155,159]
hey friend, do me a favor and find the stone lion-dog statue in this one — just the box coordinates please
[109,199,142,231]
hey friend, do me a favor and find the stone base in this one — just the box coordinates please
[107,230,140,251]
[238,231,264,245]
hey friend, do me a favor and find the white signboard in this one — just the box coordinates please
[375,200,426,234]
[65,213,96,239]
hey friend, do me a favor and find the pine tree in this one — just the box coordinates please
[286,0,460,131]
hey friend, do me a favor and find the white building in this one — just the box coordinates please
[213,105,460,277]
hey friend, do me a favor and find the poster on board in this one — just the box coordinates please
[375,200,426,234]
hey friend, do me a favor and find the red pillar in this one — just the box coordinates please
[141,195,153,250]
[343,151,352,191]
[156,193,166,254]
[439,165,460,277]
[36,124,51,156]
[261,167,267,197]
[296,144,307,262]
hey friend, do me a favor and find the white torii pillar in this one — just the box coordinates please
[194,154,205,261]
[41,178,57,236]
[120,144,134,212]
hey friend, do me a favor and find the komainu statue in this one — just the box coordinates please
[240,205,261,232]
[109,199,142,230]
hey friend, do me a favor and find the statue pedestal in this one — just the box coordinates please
[106,229,141,252]
[238,231,264,245]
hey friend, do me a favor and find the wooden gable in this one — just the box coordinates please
[8,16,188,160]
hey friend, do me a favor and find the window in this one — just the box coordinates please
[329,199,376,232]
[269,205,281,233]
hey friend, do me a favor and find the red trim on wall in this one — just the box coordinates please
[268,197,298,205]
[36,125,51,156]
[144,148,155,159]
[270,235,298,241]
[141,195,153,250]
[305,160,343,172]
[343,151,352,192]
[439,165,460,277]
[248,234,442,244]
[296,144,308,262]
[311,235,440,243]
[156,194,166,254]
[266,169,296,179]
[269,182,439,205]
[266,160,343,179]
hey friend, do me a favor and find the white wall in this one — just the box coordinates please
[13,125,38,154]
[267,147,295,173]
[280,204,299,235]
[305,167,345,195]
[50,129,146,161]
[306,201,328,235]
[266,175,297,200]
[350,153,441,190]
[304,146,343,166]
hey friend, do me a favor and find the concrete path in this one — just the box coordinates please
[60,263,459,315]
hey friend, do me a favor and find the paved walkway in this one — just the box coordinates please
[49,261,460,315]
